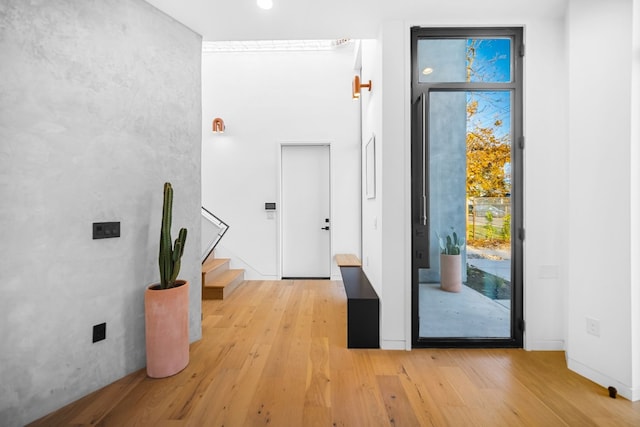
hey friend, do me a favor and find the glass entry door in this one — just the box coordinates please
[411,28,523,347]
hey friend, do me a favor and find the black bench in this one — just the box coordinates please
[339,266,380,348]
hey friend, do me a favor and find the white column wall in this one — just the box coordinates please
[632,0,640,399]
[360,39,384,297]
[520,19,571,351]
[566,0,638,401]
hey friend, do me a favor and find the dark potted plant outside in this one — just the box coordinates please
[144,182,189,378]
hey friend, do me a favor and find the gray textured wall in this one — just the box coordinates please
[418,41,467,283]
[0,1,202,425]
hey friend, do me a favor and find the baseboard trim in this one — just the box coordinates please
[525,339,565,351]
[567,357,638,401]
[380,340,406,350]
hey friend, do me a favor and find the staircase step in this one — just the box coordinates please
[202,258,230,275]
[201,258,229,284]
[202,269,244,300]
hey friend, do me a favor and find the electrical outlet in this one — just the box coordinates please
[586,317,600,337]
[93,222,120,239]
[93,323,106,343]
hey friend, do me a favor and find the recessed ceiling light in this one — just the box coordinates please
[257,0,273,10]
[422,67,434,75]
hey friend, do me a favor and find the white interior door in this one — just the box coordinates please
[281,144,331,278]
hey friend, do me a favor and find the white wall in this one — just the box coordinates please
[632,0,640,400]
[521,18,570,351]
[566,0,639,401]
[0,1,203,425]
[359,24,411,350]
[359,15,570,350]
[201,47,361,280]
[360,39,383,297]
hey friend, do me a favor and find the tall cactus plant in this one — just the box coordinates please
[159,182,188,289]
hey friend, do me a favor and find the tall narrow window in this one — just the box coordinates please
[411,28,524,347]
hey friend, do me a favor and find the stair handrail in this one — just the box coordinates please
[201,206,229,263]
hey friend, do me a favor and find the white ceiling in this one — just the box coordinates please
[145,0,568,41]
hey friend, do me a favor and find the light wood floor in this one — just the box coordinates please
[31,280,640,426]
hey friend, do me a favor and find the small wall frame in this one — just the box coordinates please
[365,135,376,199]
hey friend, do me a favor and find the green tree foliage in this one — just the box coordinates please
[466,99,511,197]
[502,214,511,240]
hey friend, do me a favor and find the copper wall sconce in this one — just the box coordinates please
[352,75,372,99]
[212,118,225,133]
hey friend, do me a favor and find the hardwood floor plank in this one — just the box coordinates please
[210,343,272,427]
[493,350,602,426]
[439,365,486,408]
[396,358,449,426]
[181,367,239,425]
[28,370,146,426]
[28,280,640,427]
[376,374,422,426]
[302,406,333,427]
[304,337,331,408]
[330,367,388,427]
[413,364,467,408]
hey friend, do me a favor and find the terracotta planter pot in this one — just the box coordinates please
[145,280,189,378]
[440,254,462,293]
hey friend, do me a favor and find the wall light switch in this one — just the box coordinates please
[93,222,120,239]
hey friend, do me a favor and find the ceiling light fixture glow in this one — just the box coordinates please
[257,0,273,10]
[422,67,434,75]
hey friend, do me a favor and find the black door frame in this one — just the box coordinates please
[410,27,524,348]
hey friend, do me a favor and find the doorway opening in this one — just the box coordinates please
[411,27,524,347]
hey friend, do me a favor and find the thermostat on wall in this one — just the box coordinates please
[265,202,276,210]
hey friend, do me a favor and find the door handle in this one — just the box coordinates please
[321,226,330,230]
